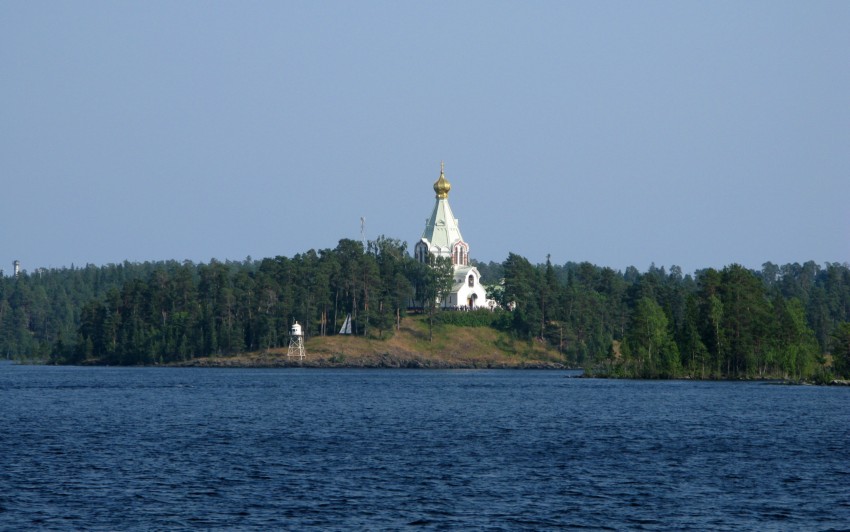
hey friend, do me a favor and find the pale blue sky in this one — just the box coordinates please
[2,1,848,275]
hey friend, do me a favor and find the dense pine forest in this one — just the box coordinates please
[2,236,850,380]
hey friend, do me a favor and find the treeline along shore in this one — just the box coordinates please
[3,236,850,380]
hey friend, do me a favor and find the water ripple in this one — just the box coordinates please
[1,367,848,529]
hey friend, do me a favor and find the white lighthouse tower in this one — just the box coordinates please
[287,321,306,360]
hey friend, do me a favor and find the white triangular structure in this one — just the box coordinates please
[413,163,491,309]
[339,313,352,335]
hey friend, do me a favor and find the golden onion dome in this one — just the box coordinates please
[433,161,451,199]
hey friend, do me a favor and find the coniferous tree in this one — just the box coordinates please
[830,322,850,378]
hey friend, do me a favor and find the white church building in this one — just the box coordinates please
[413,163,491,309]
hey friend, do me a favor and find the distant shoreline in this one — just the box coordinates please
[168,353,571,370]
[12,359,850,384]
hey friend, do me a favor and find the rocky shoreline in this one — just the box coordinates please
[173,353,569,370]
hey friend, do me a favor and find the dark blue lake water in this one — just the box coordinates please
[1,364,848,530]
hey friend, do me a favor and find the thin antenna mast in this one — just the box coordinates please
[360,216,366,250]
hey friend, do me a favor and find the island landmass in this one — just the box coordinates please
[3,168,850,382]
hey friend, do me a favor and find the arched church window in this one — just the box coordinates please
[468,274,474,287]
[416,243,429,264]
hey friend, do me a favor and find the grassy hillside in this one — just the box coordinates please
[178,315,567,368]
